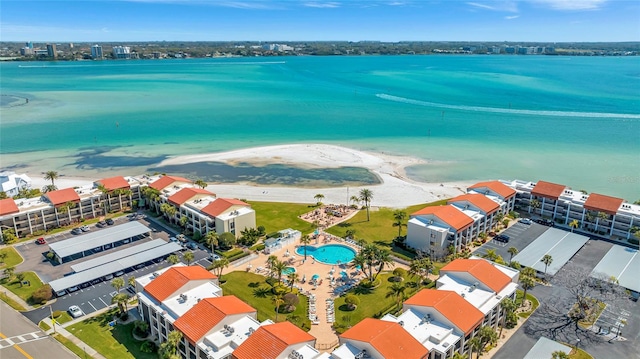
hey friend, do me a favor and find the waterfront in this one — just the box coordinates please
[1,55,639,199]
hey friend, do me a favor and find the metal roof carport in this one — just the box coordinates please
[523,337,572,359]
[71,239,168,273]
[49,222,150,263]
[49,242,182,293]
[590,246,640,293]
[512,228,589,276]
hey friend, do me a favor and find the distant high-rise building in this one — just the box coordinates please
[26,41,33,49]
[46,43,57,58]
[69,43,74,49]
[91,44,103,59]
[112,46,131,59]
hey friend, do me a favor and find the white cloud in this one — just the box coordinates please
[304,1,340,8]
[505,15,520,19]
[529,0,607,10]
[466,1,518,12]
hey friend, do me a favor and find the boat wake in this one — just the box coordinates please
[376,93,640,119]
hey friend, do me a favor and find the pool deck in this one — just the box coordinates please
[239,233,410,349]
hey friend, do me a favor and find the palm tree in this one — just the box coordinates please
[272,259,287,285]
[494,212,505,229]
[205,231,219,254]
[159,330,183,359]
[469,337,482,358]
[359,188,373,221]
[529,199,540,214]
[551,351,570,359]
[519,275,536,307]
[499,297,517,336]
[42,184,57,193]
[345,229,356,240]
[183,251,195,265]
[483,249,498,261]
[194,179,208,189]
[350,195,360,207]
[507,247,519,264]
[96,183,111,214]
[111,277,125,292]
[596,211,609,232]
[287,272,299,292]
[392,210,407,238]
[128,276,136,289]
[452,352,468,359]
[541,254,553,276]
[477,326,497,357]
[569,219,579,232]
[167,254,180,265]
[112,293,130,314]
[210,257,230,277]
[44,171,59,186]
[272,294,284,322]
[314,193,324,206]
[385,283,406,309]
[409,257,433,286]
[373,248,394,281]
[3,267,15,281]
[299,235,312,260]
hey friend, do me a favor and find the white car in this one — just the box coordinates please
[81,225,90,232]
[68,305,84,318]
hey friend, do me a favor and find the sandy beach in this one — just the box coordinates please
[28,144,470,208]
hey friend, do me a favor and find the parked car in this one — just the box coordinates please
[114,270,124,277]
[495,234,510,243]
[56,290,67,297]
[71,228,83,235]
[186,242,198,250]
[90,278,102,285]
[104,274,114,280]
[68,285,80,293]
[209,254,221,261]
[36,237,47,245]
[68,305,84,318]
[80,282,91,288]
[169,237,179,243]
[106,218,115,225]
[518,218,532,225]
[177,234,187,243]
[96,220,107,228]
[80,225,90,232]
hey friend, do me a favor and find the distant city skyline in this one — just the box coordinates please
[1,0,639,42]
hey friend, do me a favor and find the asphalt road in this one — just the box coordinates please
[493,238,640,359]
[0,301,76,359]
[474,221,550,263]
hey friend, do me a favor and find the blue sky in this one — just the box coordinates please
[1,0,638,42]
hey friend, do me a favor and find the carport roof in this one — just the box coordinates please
[523,337,571,359]
[590,246,640,293]
[512,228,589,276]
[49,221,150,259]
[70,239,168,273]
[48,241,183,292]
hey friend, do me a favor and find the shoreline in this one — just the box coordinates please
[28,143,470,208]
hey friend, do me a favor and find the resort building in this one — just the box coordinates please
[149,175,256,238]
[467,181,516,213]
[0,171,32,197]
[437,258,519,330]
[232,321,323,359]
[91,44,103,59]
[333,318,428,359]
[503,179,640,243]
[0,176,142,239]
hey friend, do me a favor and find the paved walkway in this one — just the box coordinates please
[1,289,34,311]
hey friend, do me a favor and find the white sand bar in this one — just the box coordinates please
[29,144,470,208]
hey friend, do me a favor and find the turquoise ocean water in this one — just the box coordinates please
[1,56,639,199]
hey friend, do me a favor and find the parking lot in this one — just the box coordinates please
[16,212,216,324]
[474,220,550,262]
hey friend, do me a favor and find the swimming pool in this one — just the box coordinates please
[283,267,296,275]
[296,244,356,265]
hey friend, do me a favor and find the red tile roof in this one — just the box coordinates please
[232,322,315,359]
[149,175,192,191]
[202,198,250,218]
[584,193,624,216]
[440,258,511,293]
[174,296,256,344]
[45,188,81,206]
[144,266,216,302]
[404,289,484,336]
[411,205,474,231]
[340,318,428,359]
[469,181,516,199]
[531,180,566,200]
[95,176,130,191]
[448,194,500,214]
[167,188,215,206]
[0,198,19,216]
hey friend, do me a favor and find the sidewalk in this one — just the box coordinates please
[2,288,34,311]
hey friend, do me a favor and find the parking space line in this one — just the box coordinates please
[99,297,108,306]
[88,301,97,311]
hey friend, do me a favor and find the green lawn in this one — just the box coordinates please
[516,290,540,318]
[53,334,89,359]
[39,321,51,331]
[0,247,23,268]
[247,201,319,234]
[221,271,311,330]
[0,271,44,305]
[67,308,156,359]
[56,312,73,325]
[569,347,594,359]
[333,272,421,333]
[0,292,26,311]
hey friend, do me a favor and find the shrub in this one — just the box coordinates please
[119,312,129,321]
[629,238,639,245]
[140,341,156,353]
[31,285,53,304]
[192,231,202,242]
[46,252,55,260]
[283,293,299,312]
[344,294,360,310]
[52,310,64,318]
[392,268,407,278]
[133,320,149,336]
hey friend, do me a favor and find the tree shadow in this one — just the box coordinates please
[253,287,271,298]
[248,282,261,288]
[353,286,373,295]
[337,222,352,228]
